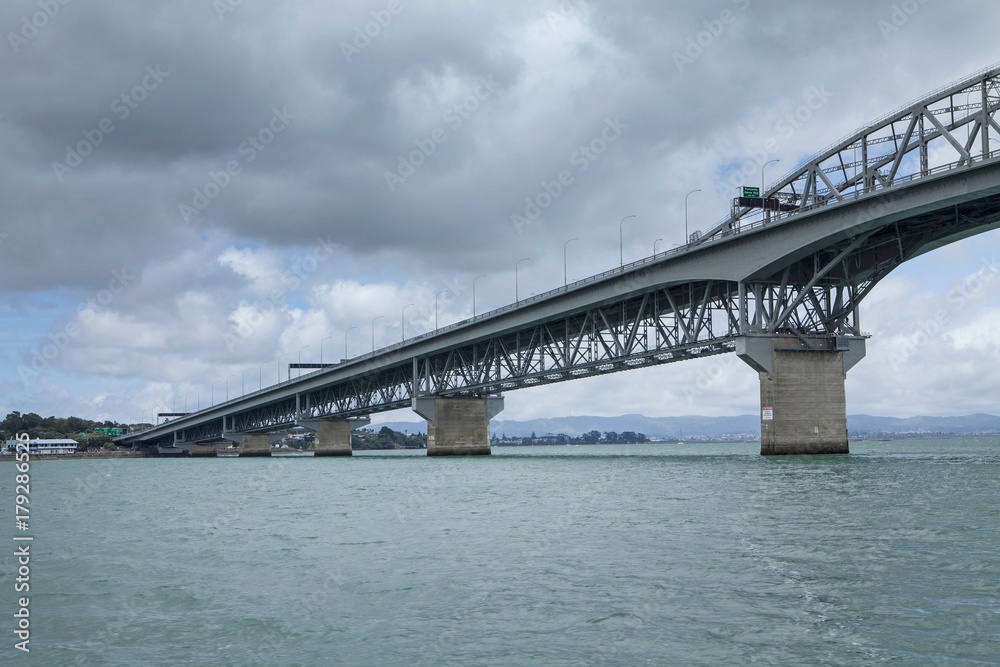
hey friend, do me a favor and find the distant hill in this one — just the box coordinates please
[375,413,1000,439]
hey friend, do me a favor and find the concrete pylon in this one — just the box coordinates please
[189,443,217,457]
[737,335,866,455]
[296,417,370,456]
[412,396,504,456]
[224,432,283,457]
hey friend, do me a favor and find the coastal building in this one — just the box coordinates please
[3,438,78,455]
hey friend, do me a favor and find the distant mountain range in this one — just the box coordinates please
[374,413,1000,438]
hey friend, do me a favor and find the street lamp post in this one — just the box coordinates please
[619,215,636,266]
[435,289,449,329]
[320,336,333,365]
[401,304,415,341]
[684,189,701,244]
[298,345,310,377]
[371,316,383,352]
[277,353,288,383]
[473,275,487,317]
[762,159,780,222]
[515,258,530,302]
[654,238,663,254]
[563,238,579,286]
[345,326,357,360]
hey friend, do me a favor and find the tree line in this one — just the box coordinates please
[0,411,129,450]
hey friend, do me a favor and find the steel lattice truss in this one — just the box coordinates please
[177,188,1000,439]
[215,281,871,436]
[705,65,1000,239]
[129,65,1000,446]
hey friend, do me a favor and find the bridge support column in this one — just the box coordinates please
[189,443,217,457]
[297,418,370,456]
[238,433,271,457]
[412,396,503,456]
[737,335,866,455]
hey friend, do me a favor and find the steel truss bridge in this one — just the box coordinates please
[118,64,1000,448]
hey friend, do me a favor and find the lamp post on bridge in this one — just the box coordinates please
[435,289,449,330]
[473,275,487,317]
[212,380,222,406]
[762,159,780,222]
[619,215,636,267]
[684,190,701,244]
[401,304,415,340]
[654,238,663,254]
[563,238,579,287]
[515,258,530,303]
[345,327,357,361]
[298,345,310,378]
[277,353,289,383]
[320,336,333,365]
[371,315,383,352]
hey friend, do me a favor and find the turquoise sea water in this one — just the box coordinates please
[1,438,998,666]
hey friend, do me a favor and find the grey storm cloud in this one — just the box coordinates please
[1,0,910,290]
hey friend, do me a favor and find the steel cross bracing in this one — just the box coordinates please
[217,279,871,437]
[118,64,1000,447]
[161,183,1000,442]
[700,64,1000,241]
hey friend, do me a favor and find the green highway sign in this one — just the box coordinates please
[741,186,760,198]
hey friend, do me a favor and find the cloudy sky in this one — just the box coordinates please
[2,0,1000,426]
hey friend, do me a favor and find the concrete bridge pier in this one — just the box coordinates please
[737,335,866,455]
[189,443,217,457]
[412,396,504,456]
[296,418,370,456]
[223,432,273,457]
